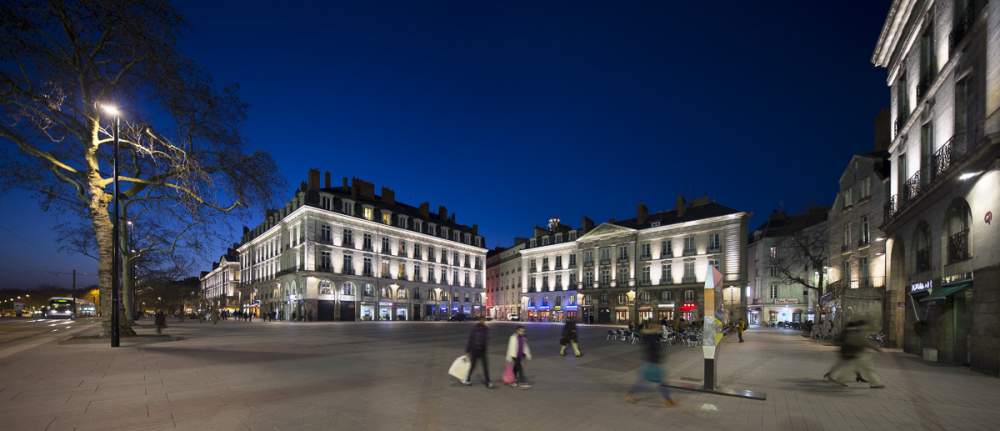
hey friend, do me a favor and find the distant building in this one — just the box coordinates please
[485,240,525,320]
[824,152,891,335]
[873,0,1000,374]
[747,207,828,326]
[236,169,487,321]
[200,248,240,310]
[517,197,748,325]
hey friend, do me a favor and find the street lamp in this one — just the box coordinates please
[99,102,122,348]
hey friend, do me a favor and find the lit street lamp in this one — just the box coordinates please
[99,102,122,348]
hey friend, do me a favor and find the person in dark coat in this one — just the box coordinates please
[154,310,167,335]
[464,318,494,388]
[559,318,582,357]
[625,321,677,407]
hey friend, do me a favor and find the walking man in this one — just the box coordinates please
[463,317,494,388]
[559,318,583,357]
[625,321,677,407]
[825,320,884,388]
[506,325,532,388]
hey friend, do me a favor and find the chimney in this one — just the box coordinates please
[548,217,560,231]
[381,187,395,205]
[419,202,430,218]
[533,227,547,237]
[307,168,320,190]
[324,171,331,188]
[471,224,478,234]
[581,216,594,232]
[636,203,648,225]
[438,205,448,221]
[342,176,348,188]
[676,194,686,218]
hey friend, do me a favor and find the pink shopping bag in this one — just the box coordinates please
[502,362,516,384]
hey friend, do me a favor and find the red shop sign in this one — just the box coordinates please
[680,302,697,312]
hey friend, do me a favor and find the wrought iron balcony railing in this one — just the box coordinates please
[948,230,971,264]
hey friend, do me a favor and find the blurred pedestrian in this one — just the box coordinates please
[824,320,884,388]
[559,318,582,357]
[625,320,677,407]
[463,317,494,388]
[154,310,167,335]
[505,325,532,388]
[737,318,746,343]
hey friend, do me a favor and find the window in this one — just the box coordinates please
[584,250,593,264]
[363,256,373,276]
[843,223,852,248]
[569,254,576,267]
[542,236,550,246]
[708,233,721,251]
[320,251,331,270]
[343,200,355,216]
[321,224,332,242]
[569,231,577,240]
[684,290,695,301]
[414,262,421,281]
[381,259,390,278]
[584,269,594,285]
[641,266,651,284]
[363,233,373,251]
[769,246,777,259]
[599,267,611,285]
[843,188,853,208]
[363,207,374,221]
[530,238,537,248]
[397,214,407,228]
[381,212,391,225]
[453,269,458,285]
[414,219,423,232]
[464,254,470,267]
[858,257,869,287]
[413,243,423,260]
[555,274,562,289]
[769,283,778,299]
[599,247,610,263]
[661,240,672,257]
[363,283,373,296]
[440,268,447,284]
[683,259,695,282]
[617,293,629,304]
[426,245,434,261]
[343,229,354,248]
[342,282,355,296]
[945,202,971,264]
[618,246,628,261]
[661,263,672,284]
[381,237,390,254]
[651,221,661,227]
[555,233,562,243]
[896,73,909,123]
[660,290,673,301]
[708,257,720,270]
[530,259,537,272]
[683,236,696,254]
[453,251,459,265]
[860,216,870,245]
[555,256,562,270]
[617,263,629,282]
[861,177,872,199]
[641,243,651,258]
[343,253,354,275]
[569,273,577,286]
[920,21,936,89]
[397,287,407,299]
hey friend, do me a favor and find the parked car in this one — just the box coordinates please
[507,313,520,321]
[448,313,467,321]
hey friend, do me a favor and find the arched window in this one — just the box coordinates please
[944,200,971,264]
[913,221,931,273]
[289,280,298,297]
[397,288,407,299]
[319,280,333,296]
[617,293,628,304]
[342,282,355,296]
[639,291,651,303]
[427,290,436,301]
[381,287,392,298]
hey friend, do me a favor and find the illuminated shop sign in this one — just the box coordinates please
[910,280,932,294]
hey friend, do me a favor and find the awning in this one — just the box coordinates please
[920,281,972,302]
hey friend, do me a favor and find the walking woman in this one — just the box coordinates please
[505,326,533,388]
[559,318,583,357]
[625,321,677,407]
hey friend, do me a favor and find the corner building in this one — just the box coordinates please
[518,197,748,325]
[237,169,487,321]
[873,0,1000,374]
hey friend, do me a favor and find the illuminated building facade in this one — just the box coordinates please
[485,240,525,320]
[200,249,240,310]
[873,0,1000,373]
[236,169,487,321]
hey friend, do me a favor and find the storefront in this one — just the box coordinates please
[395,305,408,321]
[360,304,375,320]
[907,274,973,365]
[679,301,698,321]
[614,308,629,324]
[379,302,392,320]
[655,304,674,321]
[638,306,653,322]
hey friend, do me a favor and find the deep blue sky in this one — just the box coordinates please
[0,1,891,290]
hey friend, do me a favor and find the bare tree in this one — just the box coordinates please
[0,1,281,337]
[769,223,829,310]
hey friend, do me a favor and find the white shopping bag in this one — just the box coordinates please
[448,355,470,381]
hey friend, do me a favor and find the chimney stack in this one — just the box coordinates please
[342,177,348,188]
[471,224,478,234]
[307,168,320,190]
[636,203,649,225]
[381,187,395,205]
[581,216,594,232]
[324,171,331,188]
[419,202,430,218]
[676,194,686,218]
[438,205,448,221]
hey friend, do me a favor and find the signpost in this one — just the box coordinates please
[663,264,766,400]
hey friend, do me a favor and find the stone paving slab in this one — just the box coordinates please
[1,321,998,431]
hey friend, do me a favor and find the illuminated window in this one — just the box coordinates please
[363,207,374,220]
[382,212,391,225]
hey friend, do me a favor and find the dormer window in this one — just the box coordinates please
[414,219,423,232]
[555,233,563,243]
[463,233,471,244]
[397,214,407,228]
[381,211,391,225]
[428,223,437,236]
[363,206,374,221]
[343,200,355,216]
[475,236,482,247]
[569,231,576,241]
[441,226,449,239]
[651,221,661,227]
[542,236,550,246]
[530,238,537,248]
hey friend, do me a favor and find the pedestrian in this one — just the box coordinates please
[463,317,494,388]
[559,318,582,357]
[824,320,884,388]
[737,318,746,343]
[248,312,253,323]
[625,320,677,407]
[154,310,167,335]
[505,325,532,388]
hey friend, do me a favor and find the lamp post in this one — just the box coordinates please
[100,103,122,347]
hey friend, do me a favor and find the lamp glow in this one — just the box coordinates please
[98,103,120,116]
[958,171,981,181]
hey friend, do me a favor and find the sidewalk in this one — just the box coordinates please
[0,322,996,431]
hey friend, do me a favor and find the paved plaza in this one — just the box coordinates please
[1,319,998,431]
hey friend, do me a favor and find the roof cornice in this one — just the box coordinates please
[871,0,913,67]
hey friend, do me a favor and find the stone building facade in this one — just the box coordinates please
[200,249,240,310]
[485,241,525,320]
[747,208,829,326]
[824,153,891,335]
[873,0,1000,374]
[517,197,748,325]
[236,169,487,321]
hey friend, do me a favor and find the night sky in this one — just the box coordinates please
[0,1,891,290]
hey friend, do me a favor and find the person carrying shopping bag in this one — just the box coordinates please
[505,325,532,388]
[463,318,494,388]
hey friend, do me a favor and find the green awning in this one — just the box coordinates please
[919,281,972,302]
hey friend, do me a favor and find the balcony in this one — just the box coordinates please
[707,246,721,254]
[568,262,577,269]
[947,230,971,264]
[887,135,970,223]
[681,275,696,284]
[853,276,886,290]
[343,267,356,275]
[600,258,611,265]
[682,248,696,257]
[363,244,373,252]
[363,270,374,277]
[542,265,549,272]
